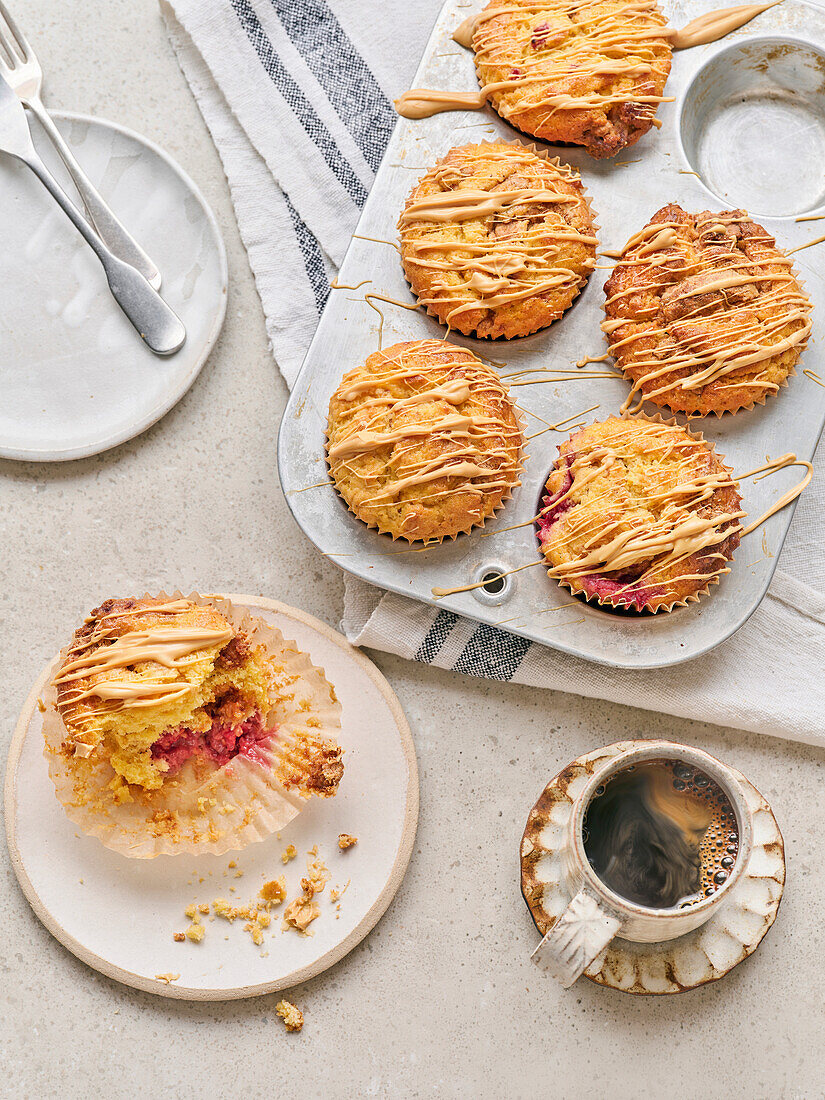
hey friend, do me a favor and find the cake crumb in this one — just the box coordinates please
[184,904,198,920]
[283,890,320,934]
[155,973,180,984]
[281,845,297,863]
[338,834,358,850]
[276,1000,303,1033]
[228,860,237,868]
[185,923,205,943]
[173,932,185,943]
[260,877,286,904]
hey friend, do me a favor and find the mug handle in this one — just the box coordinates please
[531,890,622,987]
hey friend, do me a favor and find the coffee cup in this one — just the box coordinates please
[531,741,753,986]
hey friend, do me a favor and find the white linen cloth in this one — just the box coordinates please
[161,0,825,746]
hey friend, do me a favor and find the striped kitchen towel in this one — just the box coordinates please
[161,0,825,746]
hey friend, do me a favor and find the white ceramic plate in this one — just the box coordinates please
[4,597,419,1000]
[0,111,227,461]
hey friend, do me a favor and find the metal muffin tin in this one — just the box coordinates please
[278,0,825,669]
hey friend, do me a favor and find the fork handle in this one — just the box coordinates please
[25,96,162,290]
[22,148,185,356]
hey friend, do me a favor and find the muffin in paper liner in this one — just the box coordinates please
[535,413,743,614]
[326,339,526,543]
[602,204,813,418]
[42,592,343,858]
[398,140,599,341]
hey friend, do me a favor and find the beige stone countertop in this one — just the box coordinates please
[1,2,824,1097]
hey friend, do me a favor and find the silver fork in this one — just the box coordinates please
[0,73,185,354]
[0,0,162,289]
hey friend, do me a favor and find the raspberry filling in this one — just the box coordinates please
[151,710,275,773]
[536,453,663,612]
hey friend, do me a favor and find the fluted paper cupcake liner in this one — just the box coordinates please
[42,591,343,859]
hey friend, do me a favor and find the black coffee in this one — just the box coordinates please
[583,759,740,909]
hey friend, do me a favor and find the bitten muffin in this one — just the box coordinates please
[327,339,523,541]
[46,595,344,856]
[469,0,672,158]
[536,417,743,612]
[399,141,597,339]
[603,204,812,416]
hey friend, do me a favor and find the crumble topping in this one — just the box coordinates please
[338,834,358,850]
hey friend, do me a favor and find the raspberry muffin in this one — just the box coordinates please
[44,594,343,856]
[604,204,812,416]
[536,417,743,612]
[327,339,523,541]
[399,142,597,339]
[469,0,672,158]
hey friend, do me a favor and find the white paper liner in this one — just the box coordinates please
[42,592,343,859]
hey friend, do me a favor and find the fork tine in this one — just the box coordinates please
[0,1,31,63]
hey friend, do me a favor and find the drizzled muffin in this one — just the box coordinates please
[327,339,523,541]
[604,204,812,416]
[468,0,672,158]
[45,594,343,856]
[399,142,597,339]
[536,417,743,612]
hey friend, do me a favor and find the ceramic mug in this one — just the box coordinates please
[531,741,754,987]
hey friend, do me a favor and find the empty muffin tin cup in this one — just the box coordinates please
[680,36,825,217]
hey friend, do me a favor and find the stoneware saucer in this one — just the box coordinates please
[521,740,785,994]
[0,111,227,461]
[4,596,419,1000]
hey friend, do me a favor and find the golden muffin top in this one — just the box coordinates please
[399,142,597,339]
[327,339,523,541]
[469,0,672,158]
[604,204,812,416]
[537,417,743,611]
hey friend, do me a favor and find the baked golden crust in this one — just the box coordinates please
[471,0,672,158]
[399,142,596,339]
[604,204,812,416]
[536,417,742,612]
[326,339,523,541]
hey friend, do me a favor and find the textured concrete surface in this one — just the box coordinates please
[1,2,824,1097]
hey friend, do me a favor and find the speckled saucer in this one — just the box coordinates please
[521,740,785,995]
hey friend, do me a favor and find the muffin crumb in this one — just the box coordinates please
[276,1000,304,1032]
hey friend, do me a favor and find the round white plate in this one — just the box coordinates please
[4,596,419,1000]
[0,111,227,461]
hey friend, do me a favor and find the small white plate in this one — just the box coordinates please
[4,597,419,1000]
[0,111,227,461]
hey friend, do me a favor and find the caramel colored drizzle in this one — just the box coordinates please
[400,147,596,330]
[666,1,782,48]
[432,560,544,598]
[328,342,521,524]
[54,603,233,726]
[788,232,825,255]
[399,0,673,123]
[738,453,813,536]
[402,2,780,124]
[538,420,743,598]
[603,212,812,415]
